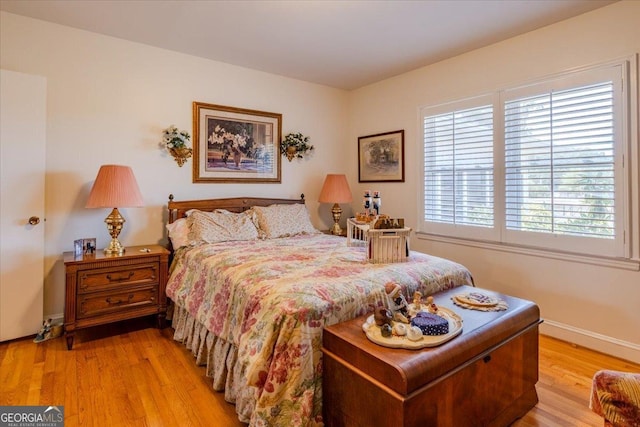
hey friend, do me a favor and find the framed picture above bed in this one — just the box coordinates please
[358,129,405,182]
[192,102,282,183]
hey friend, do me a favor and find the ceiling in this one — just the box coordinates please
[0,0,617,90]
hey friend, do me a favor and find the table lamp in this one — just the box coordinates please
[318,174,352,235]
[85,164,144,254]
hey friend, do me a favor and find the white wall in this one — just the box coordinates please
[1,12,349,319]
[348,1,640,362]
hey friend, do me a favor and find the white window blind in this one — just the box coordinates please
[419,60,631,259]
[423,103,494,231]
[504,82,616,240]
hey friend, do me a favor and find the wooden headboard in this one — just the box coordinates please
[167,193,306,223]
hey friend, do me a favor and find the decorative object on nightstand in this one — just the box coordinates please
[162,125,192,167]
[85,165,144,255]
[372,190,381,215]
[347,217,411,263]
[63,244,169,350]
[361,189,382,220]
[318,174,352,236]
[281,132,313,161]
[74,238,97,259]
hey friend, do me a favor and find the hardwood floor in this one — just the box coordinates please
[1,318,638,426]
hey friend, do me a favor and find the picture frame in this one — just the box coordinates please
[74,237,96,258]
[73,239,83,258]
[358,130,405,182]
[193,102,282,183]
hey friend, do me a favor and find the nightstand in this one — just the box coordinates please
[63,244,169,350]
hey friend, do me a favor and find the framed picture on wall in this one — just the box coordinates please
[192,102,282,183]
[358,130,405,182]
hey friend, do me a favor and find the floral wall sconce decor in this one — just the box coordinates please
[163,125,192,167]
[281,132,313,161]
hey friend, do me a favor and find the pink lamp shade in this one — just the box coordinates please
[86,165,144,208]
[319,174,352,235]
[85,165,143,255]
[318,174,353,204]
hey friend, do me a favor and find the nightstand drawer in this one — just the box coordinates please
[78,263,158,293]
[77,286,158,319]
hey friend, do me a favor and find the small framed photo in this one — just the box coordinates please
[358,130,405,182]
[73,239,84,258]
[82,238,97,256]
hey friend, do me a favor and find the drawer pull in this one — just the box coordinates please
[483,355,492,363]
[106,272,135,282]
[106,294,134,305]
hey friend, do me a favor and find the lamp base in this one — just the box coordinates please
[104,207,126,255]
[330,203,343,235]
[104,237,125,255]
[329,223,345,236]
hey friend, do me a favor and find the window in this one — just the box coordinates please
[422,96,496,241]
[420,61,632,258]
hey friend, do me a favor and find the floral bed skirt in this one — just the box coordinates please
[171,305,255,423]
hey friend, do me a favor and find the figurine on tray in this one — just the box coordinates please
[384,282,411,323]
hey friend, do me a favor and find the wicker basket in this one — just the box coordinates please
[347,218,410,263]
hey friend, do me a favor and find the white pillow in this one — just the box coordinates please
[187,209,259,244]
[251,204,319,239]
[166,218,190,248]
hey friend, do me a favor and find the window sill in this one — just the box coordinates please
[415,232,640,271]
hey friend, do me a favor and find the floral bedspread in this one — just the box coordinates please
[166,234,473,427]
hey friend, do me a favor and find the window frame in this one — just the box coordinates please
[419,93,499,242]
[418,57,637,262]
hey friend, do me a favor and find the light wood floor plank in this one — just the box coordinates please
[1,318,638,426]
[131,361,167,427]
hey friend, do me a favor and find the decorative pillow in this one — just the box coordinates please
[166,218,190,248]
[187,209,259,244]
[251,204,319,239]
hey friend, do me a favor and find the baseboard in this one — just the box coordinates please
[540,320,640,364]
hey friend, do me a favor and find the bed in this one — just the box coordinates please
[164,195,474,427]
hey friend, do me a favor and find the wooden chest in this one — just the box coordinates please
[322,285,541,427]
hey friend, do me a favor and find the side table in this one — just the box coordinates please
[63,244,169,350]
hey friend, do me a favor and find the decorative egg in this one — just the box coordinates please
[374,307,393,326]
[380,323,393,337]
[406,325,423,341]
[392,323,407,336]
